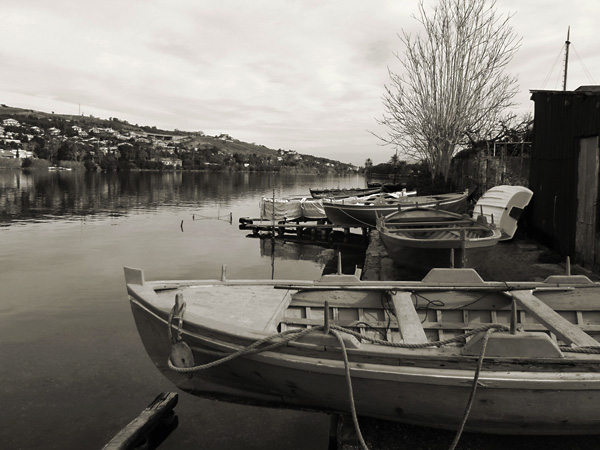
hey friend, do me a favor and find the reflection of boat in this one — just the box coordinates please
[377,207,501,271]
[309,187,381,199]
[258,237,367,275]
[472,185,533,241]
[260,196,326,221]
[125,266,600,435]
[323,191,467,228]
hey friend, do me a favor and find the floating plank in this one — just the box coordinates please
[102,392,178,450]
[390,291,428,344]
[507,290,599,347]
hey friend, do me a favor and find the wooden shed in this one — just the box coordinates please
[528,86,600,268]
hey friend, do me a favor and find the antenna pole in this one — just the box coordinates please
[562,26,571,91]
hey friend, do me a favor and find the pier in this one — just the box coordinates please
[239,217,369,240]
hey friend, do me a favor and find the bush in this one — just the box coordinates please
[0,158,21,168]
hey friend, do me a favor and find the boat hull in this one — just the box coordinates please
[129,294,600,435]
[378,231,495,271]
[323,192,468,228]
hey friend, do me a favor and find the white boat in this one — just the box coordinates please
[472,186,533,240]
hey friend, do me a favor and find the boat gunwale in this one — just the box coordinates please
[127,279,600,371]
[128,295,600,390]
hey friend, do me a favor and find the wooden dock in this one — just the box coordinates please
[239,217,368,239]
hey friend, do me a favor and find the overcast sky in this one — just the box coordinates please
[1,0,598,166]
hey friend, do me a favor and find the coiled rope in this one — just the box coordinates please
[166,301,508,450]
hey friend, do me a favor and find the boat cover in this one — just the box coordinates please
[260,197,326,221]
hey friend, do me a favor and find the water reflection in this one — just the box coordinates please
[0,170,360,225]
[0,169,367,449]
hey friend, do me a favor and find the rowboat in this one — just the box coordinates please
[125,266,600,436]
[377,207,502,271]
[472,185,533,240]
[309,186,381,199]
[322,190,467,228]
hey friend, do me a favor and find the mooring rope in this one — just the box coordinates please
[166,300,510,450]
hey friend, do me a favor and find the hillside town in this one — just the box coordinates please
[0,112,358,173]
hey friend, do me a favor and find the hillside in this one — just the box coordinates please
[0,104,358,173]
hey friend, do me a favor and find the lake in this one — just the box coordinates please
[0,169,369,450]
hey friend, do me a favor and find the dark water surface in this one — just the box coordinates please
[0,170,368,450]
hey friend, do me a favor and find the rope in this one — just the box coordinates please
[331,205,377,228]
[167,300,185,344]
[331,329,369,450]
[448,327,496,450]
[165,301,600,449]
[560,346,600,354]
[166,312,508,450]
[333,323,509,348]
[167,326,318,373]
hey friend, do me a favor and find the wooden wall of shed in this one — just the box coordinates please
[529,90,600,263]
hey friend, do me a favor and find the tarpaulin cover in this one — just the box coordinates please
[260,197,326,221]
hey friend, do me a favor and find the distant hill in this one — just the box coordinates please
[0,104,357,172]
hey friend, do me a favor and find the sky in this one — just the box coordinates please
[1,1,598,166]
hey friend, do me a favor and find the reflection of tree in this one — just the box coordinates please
[0,171,306,224]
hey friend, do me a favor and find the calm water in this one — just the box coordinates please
[0,169,368,450]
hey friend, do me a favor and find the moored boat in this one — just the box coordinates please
[377,207,502,271]
[322,190,467,228]
[309,186,381,199]
[125,266,600,436]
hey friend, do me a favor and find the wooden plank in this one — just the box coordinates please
[507,290,599,347]
[103,392,178,450]
[385,225,486,233]
[390,291,428,344]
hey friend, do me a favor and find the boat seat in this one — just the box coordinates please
[389,291,428,344]
[506,290,599,347]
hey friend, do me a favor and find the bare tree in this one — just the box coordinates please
[376,0,521,180]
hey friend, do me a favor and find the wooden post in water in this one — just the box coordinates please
[102,392,178,450]
[221,264,227,282]
[566,256,571,275]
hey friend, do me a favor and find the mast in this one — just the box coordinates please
[562,26,570,91]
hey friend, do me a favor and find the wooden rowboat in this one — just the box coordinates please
[309,186,382,199]
[377,207,502,271]
[322,190,467,228]
[125,266,600,436]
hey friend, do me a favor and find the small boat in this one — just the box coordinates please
[322,190,467,228]
[472,185,533,240]
[309,186,381,199]
[377,207,502,271]
[367,182,408,193]
[125,266,600,435]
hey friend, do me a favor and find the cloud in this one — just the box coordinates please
[1,0,598,166]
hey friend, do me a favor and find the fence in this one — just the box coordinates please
[449,142,531,198]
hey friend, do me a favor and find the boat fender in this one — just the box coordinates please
[169,341,195,369]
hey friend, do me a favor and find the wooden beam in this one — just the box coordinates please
[390,291,428,344]
[102,392,178,450]
[506,290,599,347]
